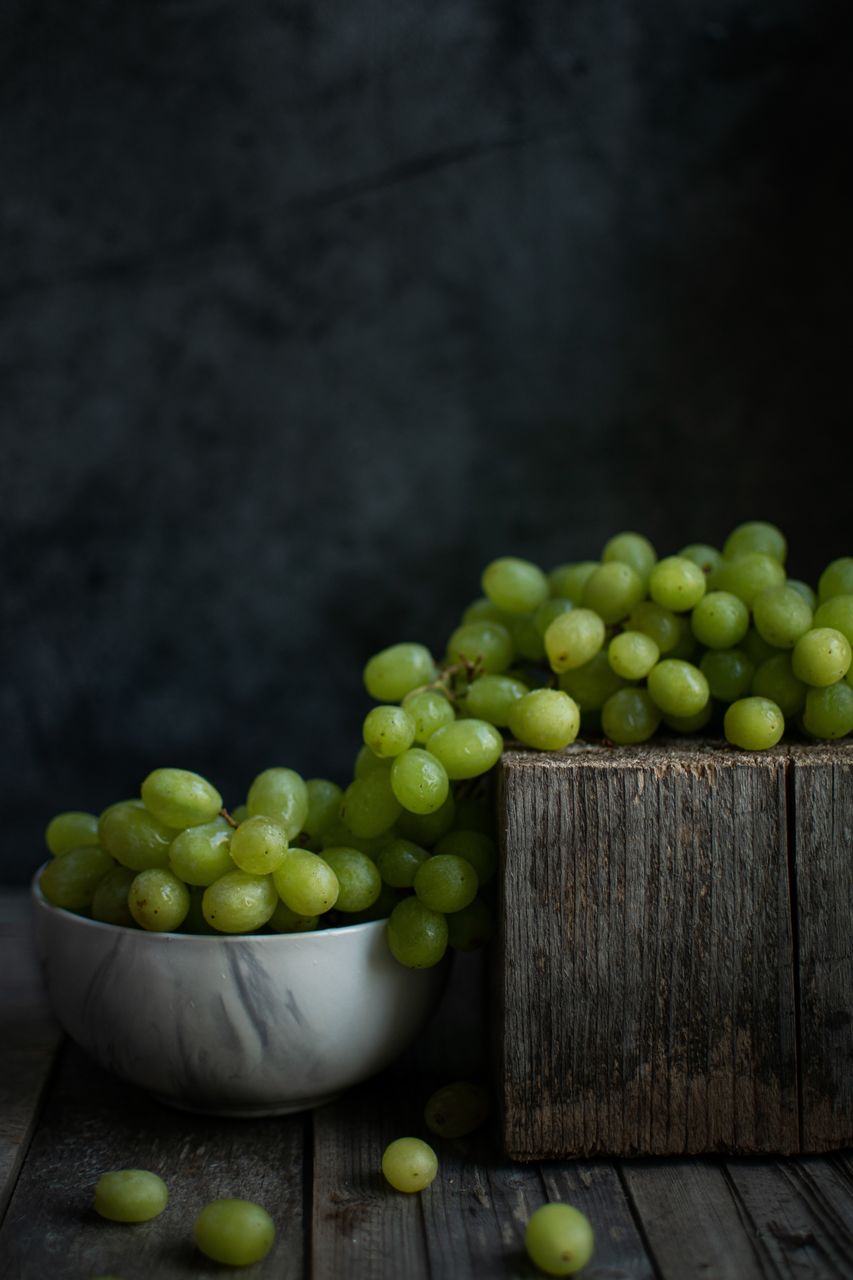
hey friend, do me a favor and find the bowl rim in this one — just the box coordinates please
[30,865,388,945]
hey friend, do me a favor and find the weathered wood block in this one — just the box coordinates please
[495,741,853,1160]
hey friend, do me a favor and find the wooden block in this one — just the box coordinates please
[495,741,853,1160]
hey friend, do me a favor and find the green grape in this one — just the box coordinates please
[45,811,99,856]
[99,801,175,871]
[433,830,496,886]
[402,689,456,742]
[341,769,402,836]
[303,778,343,838]
[813,594,853,645]
[608,631,659,680]
[714,552,786,607]
[582,562,644,623]
[461,596,509,625]
[647,659,710,717]
[231,803,249,824]
[386,897,448,967]
[533,597,574,638]
[229,815,289,876]
[128,869,190,932]
[344,880,400,923]
[268,900,319,932]
[94,1170,168,1223]
[273,849,339,916]
[353,744,391,780]
[39,846,115,910]
[464,674,528,727]
[741,626,782,668]
[508,613,546,662]
[723,520,787,564]
[601,689,661,744]
[792,628,852,687]
[545,609,606,672]
[381,1137,438,1193]
[91,866,136,927]
[753,585,813,649]
[627,600,681,654]
[247,767,309,840]
[397,792,456,846]
[803,681,853,739]
[202,871,278,933]
[424,1081,490,1138]
[194,1199,275,1267]
[140,768,222,830]
[602,530,657,585]
[364,642,435,702]
[482,556,548,614]
[678,543,723,577]
[363,705,417,758]
[507,689,580,750]
[446,897,495,950]
[377,838,431,888]
[321,847,381,912]
[669,616,698,660]
[787,579,817,610]
[818,557,853,603]
[390,748,450,814]
[525,1202,595,1277]
[663,704,714,734]
[414,854,478,913]
[557,651,624,712]
[690,591,749,649]
[724,697,785,750]
[426,720,503,780]
[751,653,807,718]
[169,817,235,886]
[699,649,754,703]
[649,556,706,612]
[547,562,599,602]
[446,620,513,674]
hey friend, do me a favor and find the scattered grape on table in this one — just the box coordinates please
[37,521,852,976]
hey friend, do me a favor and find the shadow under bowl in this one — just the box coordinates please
[31,871,447,1116]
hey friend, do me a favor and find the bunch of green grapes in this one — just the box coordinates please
[39,521,852,972]
[38,756,496,972]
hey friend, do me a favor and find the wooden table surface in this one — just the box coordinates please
[2,888,852,1280]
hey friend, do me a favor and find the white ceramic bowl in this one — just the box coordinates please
[31,873,447,1116]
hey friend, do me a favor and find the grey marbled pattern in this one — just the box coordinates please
[32,876,446,1114]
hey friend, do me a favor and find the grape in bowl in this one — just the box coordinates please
[31,872,447,1116]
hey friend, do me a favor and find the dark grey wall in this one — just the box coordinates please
[3,1,852,880]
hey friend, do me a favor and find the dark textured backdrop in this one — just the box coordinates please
[3,0,852,881]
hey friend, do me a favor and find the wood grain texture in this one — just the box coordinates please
[792,744,853,1151]
[620,1159,769,1279]
[0,889,62,1220]
[497,742,800,1159]
[312,1079,431,1280]
[723,1155,853,1278]
[0,1042,306,1280]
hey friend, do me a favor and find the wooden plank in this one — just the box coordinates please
[792,744,853,1151]
[724,1156,853,1278]
[419,1122,544,1279]
[311,1077,431,1280]
[0,888,62,1221]
[620,1160,769,1279]
[540,1162,657,1278]
[0,1042,305,1279]
[497,743,799,1159]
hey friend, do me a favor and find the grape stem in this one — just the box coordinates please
[220,807,239,829]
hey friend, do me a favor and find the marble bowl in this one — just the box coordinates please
[31,872,447,1116]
